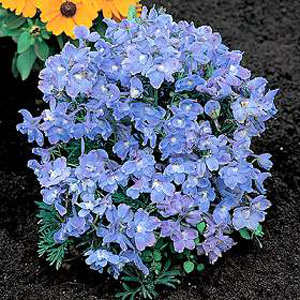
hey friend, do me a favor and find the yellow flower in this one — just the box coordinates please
[38,0,98,38]
[92,0,140,20]
[0,0,37,17]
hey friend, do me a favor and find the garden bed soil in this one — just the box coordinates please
[0,0,299,299]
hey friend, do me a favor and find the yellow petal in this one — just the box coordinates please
[46,14,65,36]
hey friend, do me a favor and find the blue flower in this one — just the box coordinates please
[98,169,128,193]
[151,173,175,203]
[204,100,221,119]
[159,133,186,159]
[74,26,90,40]
[17,110,44,146]
[175,75,206,92]
[254,171,271,194]
[126,209,160,251]
[85,249,124,277]
[130,77,144,99]
[77,193,112,218]
[84,111,113,141]
[197,76,232,99]
[212,197,236,224]
[171,99,204,120]
[164,162,186,185]
[255,153,273,170]
[39,43,93,99]
[126,177,151,199]
[41,186,67,216]
[121,150,155,179]
[39,100,74,144]
[97,204,134,251]
[113,136,139,161]
[198,233,235,264]
[28,157,71,188]
[232,195,271,230]
[160,220,181,238]
[146,58,182,89]
[54,214,90,242]
[122,45,153,75]
[157,193,195,218]
[196,135,231,172]
[123,250,149,275]
[219,160,256,191]
[172,227,198,253]
[75,150,108,181]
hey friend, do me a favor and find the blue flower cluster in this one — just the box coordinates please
[17,7,277,277]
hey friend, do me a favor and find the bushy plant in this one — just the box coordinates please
[17,6,278,298]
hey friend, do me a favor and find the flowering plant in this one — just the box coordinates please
[0,0,140,80]
[17,6,278,299]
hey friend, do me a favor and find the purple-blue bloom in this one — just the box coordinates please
[126,209,160,251]
[175,75,206,92]
[17,110,44,146]
[172,227,198,253]
[97,204,134,251]
[232,195,271,230]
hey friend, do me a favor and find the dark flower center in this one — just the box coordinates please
[60,1,77,17]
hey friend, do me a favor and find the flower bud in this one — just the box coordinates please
[204,100,221,119]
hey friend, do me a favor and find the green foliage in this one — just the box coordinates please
[34,40,50,61]
[196,263,205,272]
[254,224,264,237]
[116,260,181,300]
[183,261,194,273]
[17,31,31,53]
[0,8,55,80]
[239,225,265,248]
[112,191,152,212]
[2,13,26,31]
[16,46,36,80]
[36,201,71,270]
[196,221,206,234]
[93,15,107,38]
[179,249,206,275]
[128,5,138,21]
[239,228,251,240]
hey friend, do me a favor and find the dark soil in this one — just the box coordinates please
[0,0,299,299]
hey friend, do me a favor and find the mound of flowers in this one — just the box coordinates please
[17,6,278,298]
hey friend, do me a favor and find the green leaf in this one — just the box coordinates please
[197,222,206,234]
[141,249,153,262]
[16,46,36,80]
[154,262,162,273]
[56,34,65,50]
[41,30,51,40]
[254,224,264,237]
[11,52,19,78]
[194,238,201,245]
[239,228,251,240]
[4,14,26,29]
[94,19,107,37]
[0,22,19,37]
[34,40,49,61]
[17,31,31,53]
[128,5,137,20]
[121,276,139,282]
[196,263,205,272]
[183,261,194,274]
[0,7,9,17]
[153,250,162,262]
